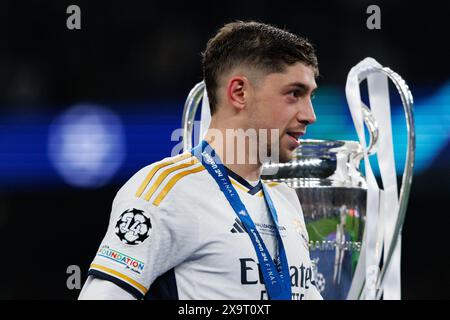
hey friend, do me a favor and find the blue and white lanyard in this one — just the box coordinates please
[191,140,292,300]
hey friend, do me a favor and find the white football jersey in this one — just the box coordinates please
[87,152,322,300]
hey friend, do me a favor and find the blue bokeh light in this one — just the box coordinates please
[47,104,126,188]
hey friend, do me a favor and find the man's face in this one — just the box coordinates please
[248,62,317,163]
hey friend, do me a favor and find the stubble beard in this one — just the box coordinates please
[264,132,295,164]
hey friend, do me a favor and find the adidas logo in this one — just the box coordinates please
[230,218,247,234]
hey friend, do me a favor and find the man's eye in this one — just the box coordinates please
[288,90,301,98]
[311,93,316,100]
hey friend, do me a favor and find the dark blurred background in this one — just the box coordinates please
[0,0,449,299]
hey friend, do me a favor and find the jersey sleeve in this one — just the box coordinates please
[87,165,201,299]
[78,276,135,300]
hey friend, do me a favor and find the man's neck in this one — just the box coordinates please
[204,127,262,182]
[224,162,262,182]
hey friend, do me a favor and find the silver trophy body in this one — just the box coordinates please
[262,139,369,299]
[181,63,415,300]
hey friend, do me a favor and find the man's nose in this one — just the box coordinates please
[297,100,316,126]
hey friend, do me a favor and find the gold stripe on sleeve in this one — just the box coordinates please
[153,165,206,206]
[135,153,193,198]
[144,158,199,201]
[90,263,148,295]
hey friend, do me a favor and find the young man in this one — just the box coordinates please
[79,21,321,300]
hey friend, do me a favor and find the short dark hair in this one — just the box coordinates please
[202,21,319,114]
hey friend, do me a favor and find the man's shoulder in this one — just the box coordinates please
[263,180,293,195]
[264,180,301,206]
[116,152,208,207]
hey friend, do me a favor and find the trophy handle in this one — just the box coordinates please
[360,103,379,156]
[182,81,205,152]
[372,67,415,298]
[350,66,415,299]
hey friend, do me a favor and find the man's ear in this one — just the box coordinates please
[226,76,250,111]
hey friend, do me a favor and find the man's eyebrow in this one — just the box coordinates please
[286,82,318,93]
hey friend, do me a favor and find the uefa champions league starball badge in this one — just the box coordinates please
[115,208,152,245]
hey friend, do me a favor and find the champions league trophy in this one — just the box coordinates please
[181,58,415,300]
